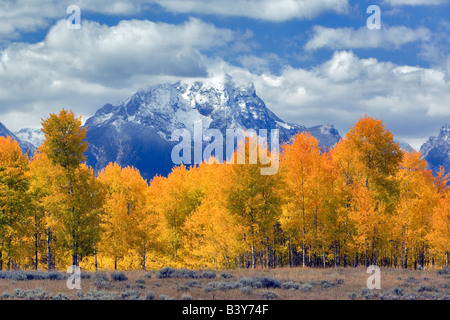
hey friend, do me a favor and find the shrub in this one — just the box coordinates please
[300,284,312,292]
[145,291,155,300]
[240,286,253,295]
[110,271,128,281]
[221,272,233,279]
[94,279,112,289]
[348,292,357,300]
[204,281,241,292]
[83,290,119,300]
[11,271,28,281]
[1,291,10,299]
[94,272,108,282]
[14,288,26,298]
[391,287,404,296]
[437,268,449,275]
[51,293,70,300]
[281,281,300,290]
[260,290,278,300]
[177,269,200,279]
[159,294,174,300]
[336,279,345,285]
[24,271,49,280]
[439,283,450,289]
[361,289,378,300]
[177,285,189,292]
[380,293,399,300]
[144,272,152,279]
[133,284,145,290]
[25,288,49,300]
[186,280,201,288]
[258,276,281,289]
[402,293,419,300]
[239,277,261,288]
[417,285,438,293]
[157,267,176,279]
[157,268,220,279]
[47,271,63,280]
[121,290,140,300]
[320,280,334,288]
[181,294,192,300]
[202,271,216,279]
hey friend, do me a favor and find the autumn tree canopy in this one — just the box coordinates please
[0,112,448,271]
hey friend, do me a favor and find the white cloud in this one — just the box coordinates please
[220,50,450,147]
[0,0,350,41]
[0,18,238,130]
[304,25,431,51]
[151,0,350,21]
[384,0,449,6]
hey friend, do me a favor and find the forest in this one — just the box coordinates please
[0,109,448,272]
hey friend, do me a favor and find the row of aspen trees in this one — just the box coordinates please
[0,109,448,271]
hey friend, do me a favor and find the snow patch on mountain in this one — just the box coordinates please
[83,76,342,178]
[15,128,45,148]
[420,124,450,175]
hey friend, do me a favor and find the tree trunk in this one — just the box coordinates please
[288,240,292,268]
[302,245,306,268]
[142,246,146,271]
[94,241,98,271]
[7,238,11,271]
[404,247,408,269]
[446,251,449,268]
[251,243,256,269]
[334,241,337,267]
[34,232,39,270]
[353,252,358,268]
[0,241,3,271]
[71,204,78,267]
[47,227,52,271]
[34,211,40,270]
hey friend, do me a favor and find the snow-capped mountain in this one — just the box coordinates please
[15,128,45,149]
[397,141,414,153]
[84,76,342,179]
[420,124,450,175]
[0,122,35,155]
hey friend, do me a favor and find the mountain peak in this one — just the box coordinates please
[84,76,342,179]
[15,128,45,148]
[420,124,450,175]
[438,123,450,140]
[0,122,36,155]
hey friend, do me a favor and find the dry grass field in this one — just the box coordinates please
[0,266,448,300]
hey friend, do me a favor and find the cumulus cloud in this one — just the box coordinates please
[384,0,449,6]
[151,0,350,21]
[0,0,350,41]
[222,51,450,149]
[0,18,238,130]
[0,0,150,40]
[304,25,431,51]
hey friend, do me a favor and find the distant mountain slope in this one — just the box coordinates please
[84,76,342,179]
[420,124,450,175]
[15,128,45,149]
[0,122,35,156]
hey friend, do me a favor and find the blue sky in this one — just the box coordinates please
[0,0,449,149]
